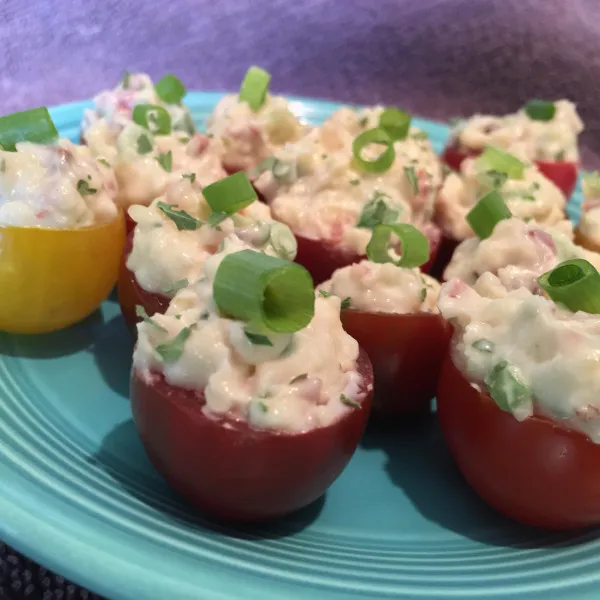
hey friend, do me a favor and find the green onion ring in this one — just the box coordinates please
[466,190,512,239]
[366,223,430,268]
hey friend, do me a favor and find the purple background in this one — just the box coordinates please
[1,0,600,597]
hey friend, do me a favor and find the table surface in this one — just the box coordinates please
[1,0,599,597]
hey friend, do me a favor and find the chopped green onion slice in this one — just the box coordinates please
[156,151,173,172]
[412,131,428,141]
[404,166,419,194]
[476,146,525,180]
[366,223,430,268]
[340,297,351,310]
[135,305,167,332]
[379,107,411,141]
[537,259,600,314]
[207,211,228,228]
[269,222,297,261]
[155,74,186,104]
[466,191,512,239]
[182,172,196,183]
[319,290,333,299]
[484,361,532,414]
[244,330,273,346]
[121,71,131,88]
[213,250,314,333]
[419,288,427,302]
[523,99,556,122]
[352,128,395,173]
[257,401,269,413]
[161,278,189,295]
[340,394,361,408]
[132,104,172,135]
[356,193,399,229]
[239,66,271,111]
[77,179,97,196]
[137,134,153,155]
[0,107,59,151]
[157,201,203,230]
[203,172,257,215]
[155,327,193,363]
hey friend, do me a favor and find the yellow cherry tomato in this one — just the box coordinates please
[0,211,125,334]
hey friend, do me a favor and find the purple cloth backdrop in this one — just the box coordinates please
[0,0,598,597]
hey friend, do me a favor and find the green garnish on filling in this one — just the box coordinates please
[239,66,271,111]
[476,146,525,181]
[135,305,168,332]
[133,104,172,135]
[182,172,196,183]
[77,179,97,196]
[0,107,59,151]
[157,201,203,231]
[155,327,193,363]
[207,211,228,229]
[523,99,556,122]
[366,223,430,269]
[340,297,351,310]
[137,134,153,155]
[97,158,111,168]
[156,150,173,172]
[353,128,396,173]
[257,401,269,413]
[155,73,186,104]
[202,172,257,215]
[340,394,361,408]
[404,166,419,195]
[378,107,411,141]
[244,330,273,346]
[419,288,427,302]
[484,361,532,414]
[319,290,333,299]
[466,191,512,240]
[356,192,399,229]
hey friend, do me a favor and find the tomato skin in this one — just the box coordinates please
[437,354,600,530]
[341,311,451,415]
[130,348,374,522]
[125,211,136,236]
[117,232,170,335]
[295,231,441,286]
[442,142,578,198]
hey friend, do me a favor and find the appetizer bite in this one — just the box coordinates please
[131,244,374,521]
[575,171,600,253]
[444,191,600,295]
[118,172,295,332]
[255,106,443,284]
[206,66,306,173]
[434,146,567,274]
[443,100,582,197]
[82,72,226,217]
[0,108,124,334]
[320,224,450,415]
[437,259,600,529]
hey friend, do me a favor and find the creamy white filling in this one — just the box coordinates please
[444,218,600,297]
[206,94,306,172]
[436,157,566,240]
[438,282,600,442]
[254,106,442,255]
[320,260,440,314]
[452,100,583,162]
[133,237,365,433]
[0,140,118,228]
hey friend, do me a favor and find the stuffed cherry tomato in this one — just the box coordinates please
[433,147,568,276]
[254,105,443,284]
[118,172,296,332]
[442,99,582,198]
[131,243,373,521]
[0,108,124,333]
[437,262,600,530]
[319,223,450,415]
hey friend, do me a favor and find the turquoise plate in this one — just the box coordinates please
[0,94,595,600]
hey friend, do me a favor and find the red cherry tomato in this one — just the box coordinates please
[131,348,374,522]
[125,211,136,236]
[442,142,578,198]
[437,354,600,529]
[117,232,169,335]
[295,231,441,286]
[341,310,451,415]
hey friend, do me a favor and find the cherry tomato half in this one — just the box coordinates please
[442,142,578,199]
[341,310,451,415]
[131,348,374,522]
[295,231,441,286]
[117,232,169,335]
[437,354,600,530]
[0,213,125,334]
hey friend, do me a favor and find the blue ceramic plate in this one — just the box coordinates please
[0,94,594,600]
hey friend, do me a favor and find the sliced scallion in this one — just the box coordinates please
[213,250,314,333]
[537,259,600,314]
[0,107,59,151]
[476,146,525,180]
[404,166,419,195]
[352,128,395,173]
[523,99,556,122]
[484,361,532,414]
[239,66,271,111]
[366,223,430,268]
[379,107,411,141]
[135,305,167,332]
[466,191,512,239]
[155,327,193,363]
[157,201,203,230]
[156,150,173,172]
[155,74,186,104]
[133,104,172,135]
[202,172,257,215]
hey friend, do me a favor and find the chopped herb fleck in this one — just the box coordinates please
[321,154,328,159]
[358,116,369,128]
[179,136,191,144]
[207,211,228,229]
[290,373,308,384]
[137,134,153,155]
[97,158,110,168]
[199,310,210,320]
[419,288,427,302]
[555,150,566,161]
[155,327,193,363]
[121,70,131,88]
[340,297,352,310]
[340,394,361,408]
[349,178,360,186]
[156,150,173,172]
[411,131,428,140]
[257,401,269,413]
[532,181,541,191]
[77,179,97,196]
[161,278,189,295]
[175,314,182,320]
[182,172,196,183]
[404,166,419,195]
[356,192,399,229]
[244,330,273,346]
[319,289,333,299]
[135,305,167,332]
[157,201,203,230]
[0,159,5,173]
